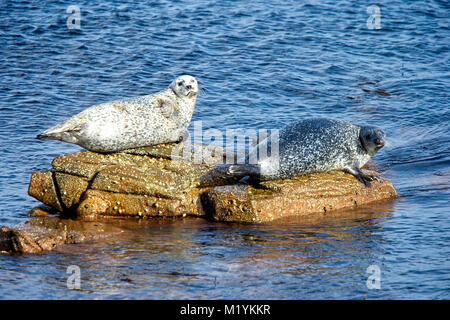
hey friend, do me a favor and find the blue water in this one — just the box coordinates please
[0,0,449,299]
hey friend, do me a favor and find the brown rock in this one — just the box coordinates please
[89,164,192,199]
[51,151,111,179]
[0,217,125,255]
[77,189,202,220]
[122,142,245,164]
[121,143,183,159]
[202,170,398,223]
[28,143,397,223]
[28,144,242,220]
[0,226,42,254]
[27,207,51,217]
[19,144,400,254]
[55,172,90,209]
[28,171,64,212]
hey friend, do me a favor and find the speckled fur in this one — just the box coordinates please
[238,118,379,180]
[37,75,198,152]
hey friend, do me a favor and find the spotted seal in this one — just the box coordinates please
[227,118,386,186]
[36,75,198,152]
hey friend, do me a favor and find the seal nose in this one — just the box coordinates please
[375,138,385,147]
[186,85,192,90]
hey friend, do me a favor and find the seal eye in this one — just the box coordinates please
[177,82,183,86]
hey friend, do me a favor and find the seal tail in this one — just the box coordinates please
[36,132,57,140]
[226,164,261,179]
[36,133,54,140]
[36,131,66,141]
[199,164,262,187]
[36,124,82,143]
[35,129,80,144]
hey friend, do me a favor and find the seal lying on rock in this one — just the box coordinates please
[36,75,198,153]
[227,118,386,186]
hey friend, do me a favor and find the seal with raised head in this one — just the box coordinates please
[36,75,199,152]
[227,118,386,186]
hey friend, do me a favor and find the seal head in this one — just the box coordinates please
[359,126,386,156]
[170,75,198,98]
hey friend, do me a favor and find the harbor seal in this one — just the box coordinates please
[36,75,198,152]
[227,118,386,186]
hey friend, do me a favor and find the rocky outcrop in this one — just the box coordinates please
[0,142,400,254]
[27,142,397,223]
[0,213,124,255]
[202,170,397,223]
[28,143,241,220]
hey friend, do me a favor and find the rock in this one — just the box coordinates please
[13,146,400,254]
[0,226,42,254]
[76,189,202,220]
[121,143,233,162]
[0,214,124,254]
[201,170,398,223]
[28,143,243,220]
[27,207,51,217]
[28,142,397,223]
[28,171,64,212]
[55,172,89,210]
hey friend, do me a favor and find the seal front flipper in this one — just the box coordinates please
[168,127,189,144]
[344,167,383,187]
[156,98,178,118]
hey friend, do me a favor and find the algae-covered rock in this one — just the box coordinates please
[76,189,202,220]
[0,214,124,254]
[55,172,90,210]
[28,171,64,212]
[201,170,398,223]
[11,143,400,254]
[27,142,397,223]
[28,143,242,220]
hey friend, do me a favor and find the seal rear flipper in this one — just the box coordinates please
[35,125,83,144]
[226,164,261,180]
[36,133,50,140]
[36,131,64,141]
